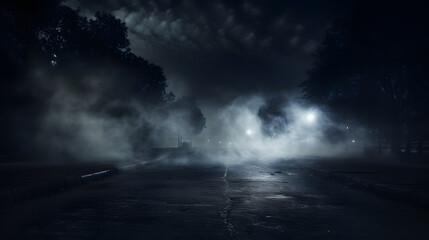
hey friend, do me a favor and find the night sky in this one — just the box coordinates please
[65,0,350,107]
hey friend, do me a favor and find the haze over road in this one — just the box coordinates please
[2,158,429,239]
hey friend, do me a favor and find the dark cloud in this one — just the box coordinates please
[65,0,349,105]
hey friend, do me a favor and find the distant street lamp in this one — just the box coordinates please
[305,111,316,124]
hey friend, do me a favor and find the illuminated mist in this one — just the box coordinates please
[188,96,368,165]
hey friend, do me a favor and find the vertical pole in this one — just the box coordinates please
[178,136,181,148]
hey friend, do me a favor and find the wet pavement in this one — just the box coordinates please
[0,161,116,189]
[2,159,429,239]
[300,157,429,194]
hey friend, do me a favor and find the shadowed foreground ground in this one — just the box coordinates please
[1,159,429,239]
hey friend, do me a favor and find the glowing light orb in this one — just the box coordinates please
[352,139,356,143]
[246,129,254,136]
[306,112,316,123]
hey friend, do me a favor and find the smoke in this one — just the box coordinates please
[31,68,366,165]
[31,71,138,161]
[27,63,204,162]
[28,63,365,164]
[189,95,369,165]
[144,98,206,148]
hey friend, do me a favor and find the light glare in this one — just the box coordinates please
[306,112,316,123]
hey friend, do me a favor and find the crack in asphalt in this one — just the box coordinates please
[221,163,238,239]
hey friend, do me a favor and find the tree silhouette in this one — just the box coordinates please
[302,0,429,154]
[257,97,288,137]
[0,0,205,158]
[169,98,206,137]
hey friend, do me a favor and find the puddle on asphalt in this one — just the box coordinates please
[253,222,283,231]
[164,203,213,207]
[265,195,293,199]
[245,175,278,181]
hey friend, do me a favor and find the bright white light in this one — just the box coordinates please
[352,139,356,143]
[246,129,254,136]
[306,112,316,124]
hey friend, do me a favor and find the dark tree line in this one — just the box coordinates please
[302,0,429,154]
[0,0,205,159]
[257,96,289,138]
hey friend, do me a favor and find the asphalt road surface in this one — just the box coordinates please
[2,159,429,239]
